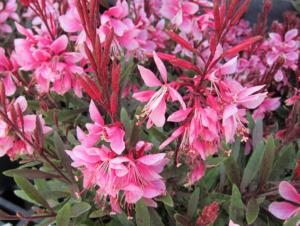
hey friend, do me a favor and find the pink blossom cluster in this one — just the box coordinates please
[0,95,51,160]
[13,24,84,96]
[67,101,168,214]
[0,0,19,34]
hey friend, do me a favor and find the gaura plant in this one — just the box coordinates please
[0,0,300,225]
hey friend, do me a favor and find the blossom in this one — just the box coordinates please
[14,24,84,96]
[160,0,199,27]
[0,48,17,96]
[77,101,125,154]
[0,0,19,33]
[221,80,267,143]
[133,51,186,128]
[269,181,300,220]
[0,96,52,160]
[67,141,168,213]
[266,29,299,70]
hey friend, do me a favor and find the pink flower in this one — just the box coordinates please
[253,97,281,120]
[160,0,199,27]
[266,29,299,71]
[133,51,186,128]
[0,96,51,160]
[0,48,17,96]
[14,24,84,96]
[0,0,19,33]
[67,141,168,213]
[221,80,267,143]
[269,181,300,220]
[77,101,125,154]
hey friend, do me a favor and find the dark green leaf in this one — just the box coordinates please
[252,119,263,149]
[224,156,241,185]
[284,213,300,226]
[241,141,265,191]
[71,202,91,217]
[246,198,259,224]
[149,209,164,226]
[270,144,296,180]
[156,194,174,207]
[135,199,150,226]
[259,136,275,188]
[229,185,244,224]
[14,176,51,210]
[53,132,75,184]
[56,202,71,226]
[187,187,200,218]
[89,209,109,218]
[174,214,191,226]
[4,169,59,180]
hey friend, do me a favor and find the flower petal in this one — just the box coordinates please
[138,65,162,87]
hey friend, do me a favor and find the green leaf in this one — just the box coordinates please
[14,176,51,210]
[135,199,151,226]
[4,169,59,180]
[174,214,191,226]
[56,202,71,226]
[270,144,296,180]
[259,136,275,188]
[149,209,164,226]
[241,141,265,191]
[187,187,200,219]
[229,185,244,224]
[291,0,300,14]
[53,132,75,183]
[156,194,174,207]
[224,156,241,185]
[120,108,133,137]
[284,213,300,226]
[246,198,259,224]
[71,202,91,217]
[89,209,109,218]
[252,119,263,149]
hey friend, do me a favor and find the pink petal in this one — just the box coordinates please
[238,93,267,109]
[14,96,27,112]
[51,35,68,54]
[188,161,205,185]
[218,57,237,75]
[138,65,162,87]
[106,126,125,154]
[182,2,199,15]
[149,98,166,127]
[138,153,166,165]
[269,201,300,220]
[238,85,265,99]
[168,108,192,122]
[153,51,168,83]
[279,181,300,204]
[89,101,104,125]
[168,86,186,109]
[285,29,298,42]
[159,126,185,149]
[133,90,156,102]
[123,184,143,204]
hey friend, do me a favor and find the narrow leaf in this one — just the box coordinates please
[56,202,71,226]
[241,141,265,191]
[187,188,200,218]
[14,176,51,210]
[229,185,244,224]
[4,169,60,180]
[224,156,241,185]
[246,198,259,224]
[259,135,275,188]
[135,199,151,226]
